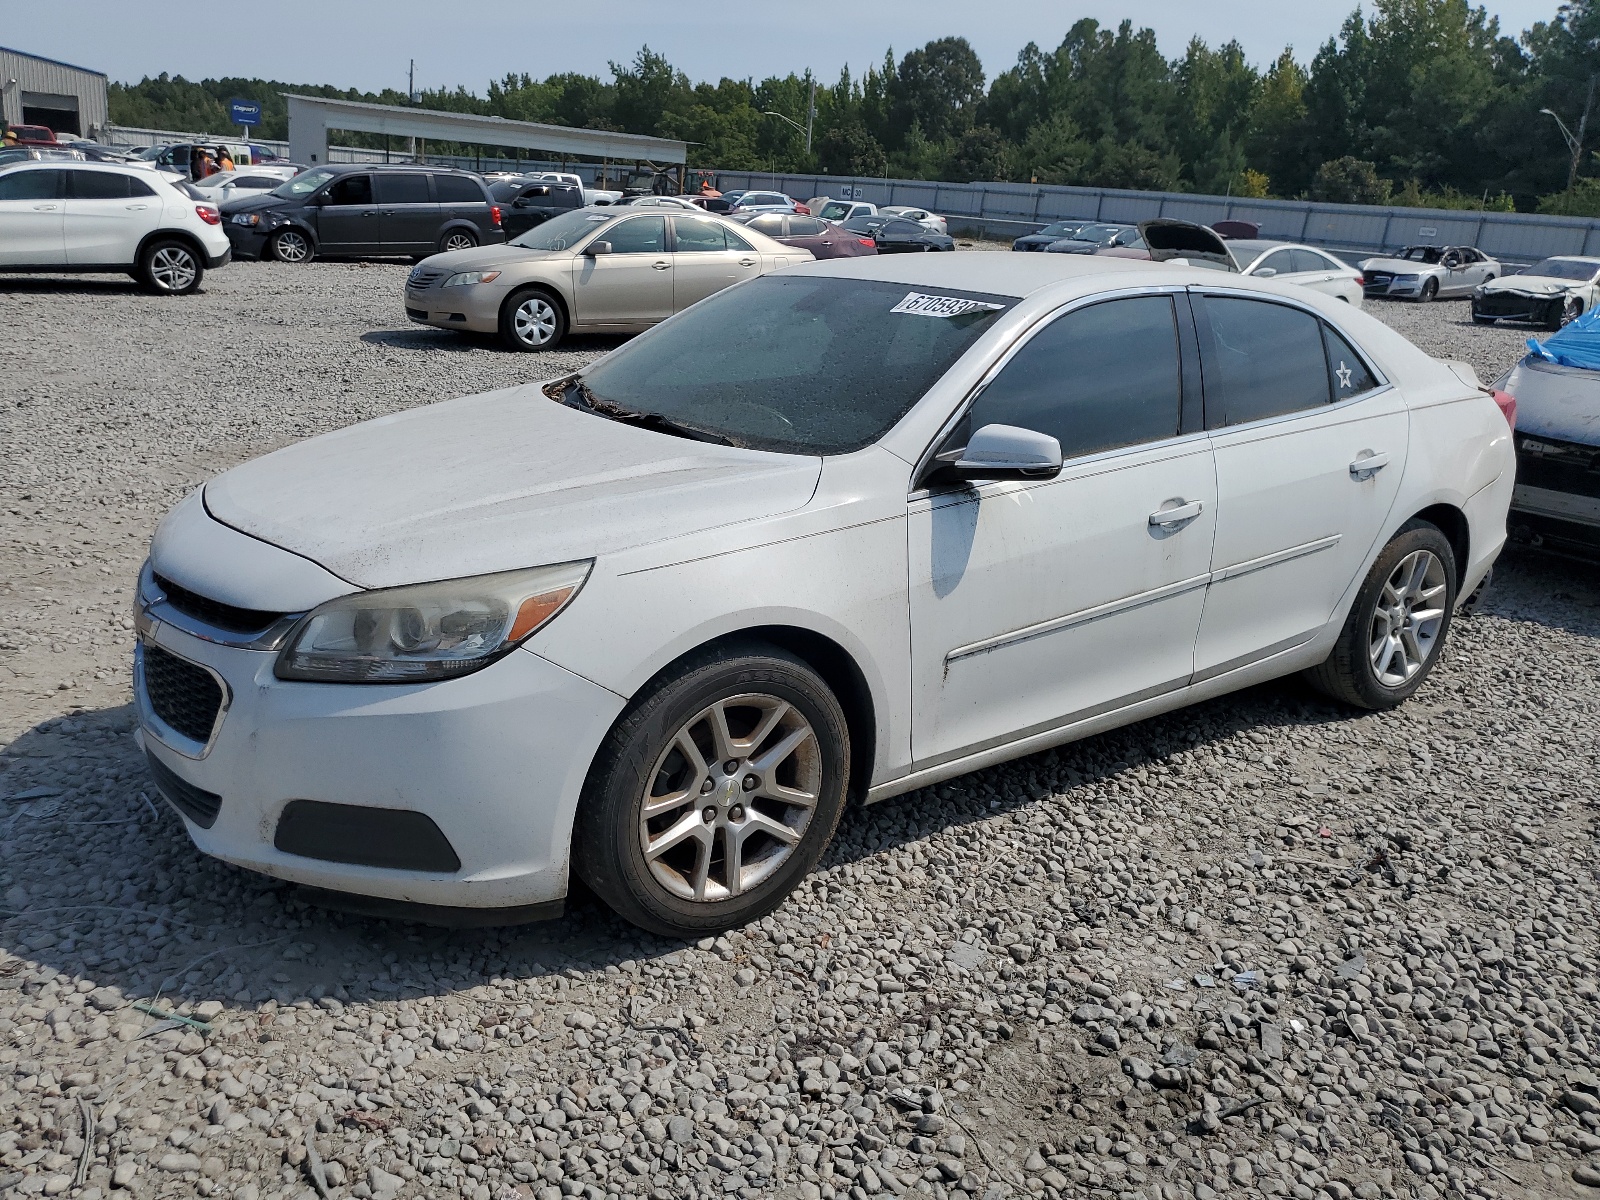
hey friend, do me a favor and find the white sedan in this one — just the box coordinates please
[136,256,1513,935]
[881,204,948,234]
[1226,239,1365,306]
[188,165,300,201]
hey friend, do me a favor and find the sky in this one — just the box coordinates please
[6,1,1566,95]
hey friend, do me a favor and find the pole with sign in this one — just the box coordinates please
[229,98,261,144]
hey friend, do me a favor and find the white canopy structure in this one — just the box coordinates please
[285,94,687,171]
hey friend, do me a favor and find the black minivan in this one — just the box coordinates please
[219,164,505,263]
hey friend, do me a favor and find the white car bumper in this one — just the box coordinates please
[134,617,625,913]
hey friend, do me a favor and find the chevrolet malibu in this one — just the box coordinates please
[136,255,1514,936]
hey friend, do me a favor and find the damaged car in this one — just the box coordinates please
[1472,256,1600,330]
[1497,312,1600,558]
[1356,245,1500,302]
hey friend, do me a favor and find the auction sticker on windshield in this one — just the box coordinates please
[891,292,1007,318]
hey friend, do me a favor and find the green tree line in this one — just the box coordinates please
[106,0,1600,213]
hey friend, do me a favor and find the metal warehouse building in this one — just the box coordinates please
[1,46,109,138]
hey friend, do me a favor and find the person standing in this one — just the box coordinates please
[216,145,235,173]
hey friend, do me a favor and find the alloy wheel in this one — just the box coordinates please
[274,231,310,263]
[638,694,821,902]
[149,247,197,292]
[512,296,558,347]
[444,232,476,252]
[1369,549,1448,688]
[1562,299,1582,326]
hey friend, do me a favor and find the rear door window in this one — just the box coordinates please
[1198,296,1331,427]
[67,170,133,199]
[377,174,433,203]
[959,295,1183,460]
[788,217,827,236]
[746,214,786,237]
[1291,248,1333,273]
[0,169,62,199]
[674,216,729,252]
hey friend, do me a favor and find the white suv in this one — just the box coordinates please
[0,162,232,294]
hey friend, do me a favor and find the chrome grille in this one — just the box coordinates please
[408,267,445,289]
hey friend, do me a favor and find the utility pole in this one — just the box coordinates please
[805,73,815,155]
[1542,73,1600,190]
[407,60,418,162]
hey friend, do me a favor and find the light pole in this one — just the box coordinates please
[1543,74,1599,189]
[761,74,816,154]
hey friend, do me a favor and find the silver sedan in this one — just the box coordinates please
[1356,245,1501,301]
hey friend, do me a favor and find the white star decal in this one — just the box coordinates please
[1337,361,1354,389]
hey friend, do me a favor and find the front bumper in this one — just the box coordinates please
[135,617,626,910]
[1362,277,1425,299]
[223,224,272,261]
[404,283,505,334]
[1472,293,1563,323]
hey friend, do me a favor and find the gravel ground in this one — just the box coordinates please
[1,264,1598,1200]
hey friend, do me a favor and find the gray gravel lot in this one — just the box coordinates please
[1,263,1598,1200]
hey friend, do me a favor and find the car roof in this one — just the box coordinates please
[790,249,1173,298]
[1540,255,1600,264]
[318,162,475,175]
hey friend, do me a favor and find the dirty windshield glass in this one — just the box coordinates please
[510,208,613,250]
[271,167,335,198]
[1526,258,1600,281]
[572,275,1016,455]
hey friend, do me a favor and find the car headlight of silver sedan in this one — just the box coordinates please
[1394,274,1420,282]
[442,270,502,287]
[275,561,591,683]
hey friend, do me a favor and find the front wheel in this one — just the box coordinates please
[270,228,313,263]
[138,239,203,294]
[498,287,567,351]
[1419,278,1438,303]
[1550,297,1582,330]
[574,643,850,937]
[1304,521,1457,710]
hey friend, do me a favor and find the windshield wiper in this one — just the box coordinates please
[557,378,739,447]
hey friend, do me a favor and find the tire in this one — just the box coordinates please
[1304,520,1457,711]
[574,642,851,937]
[1549,297,1582,331]
[269,228,313,263]
[138,239,203,295]
[498,287,567,351]
[1419,278,1438,303]
[440,229,478,253]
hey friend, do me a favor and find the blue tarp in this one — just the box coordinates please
[1527,305,1600,369]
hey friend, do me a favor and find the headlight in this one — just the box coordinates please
[442,270,501,287]
[230,213,258,226]
[275,561,591,683]
[1394,274,1420,282]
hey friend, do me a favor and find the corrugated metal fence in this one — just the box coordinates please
[715,171,1600,266]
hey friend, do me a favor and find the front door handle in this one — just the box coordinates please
[1349,451,1389,478]
[651,260,670,271]
[1149,499,1204,528]
[33,203,57,211]
[126,203,148,211]
[362,210,379,217]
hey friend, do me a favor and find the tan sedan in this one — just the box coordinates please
[403,206,812,350]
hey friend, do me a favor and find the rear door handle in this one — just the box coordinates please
[1349,451,1389,477]
[651,260,670,271]
[738,257,757,267]
[1149,500,1203,527]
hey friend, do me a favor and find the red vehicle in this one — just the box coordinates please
[734,212,877,260]
[3,124,59,147]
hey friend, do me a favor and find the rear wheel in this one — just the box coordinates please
[440,229,478,253]
[138,239,203,294]
[498,287,567,351]
[270,228,312,263]
[574,643,850,937]
[1304,521,1457,711]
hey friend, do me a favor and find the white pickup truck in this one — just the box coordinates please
[535,172,621,206]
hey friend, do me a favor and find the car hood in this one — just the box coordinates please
[1358,257,1436,274]
[218,191,293,215]
[1138,219,1234,269]
[414,244,568,274]
[202,385,823,589]
[1480,274,1584,296]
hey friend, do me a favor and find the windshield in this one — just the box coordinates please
[489,180,526,202]
[1400,246,1443,264]
[571,275,1015,455]
[1527,258,1600,281]
[819,202,853,220]
[509,207,613,250]
[1072,223,1123,243]
[1037,222,1082,237]
[270,167,336,198]
[841,214,889,233]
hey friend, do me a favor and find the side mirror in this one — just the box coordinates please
[1254,266,1277,278]
[936,423,1063,482]
[513,197,533,208]
[586,241,612,256]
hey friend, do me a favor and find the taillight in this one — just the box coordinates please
[195,205,221,225]
[1354,275,1364,286]
[858,238,875,247]
[1492,389,1516,429]
[490,205,502,227]
[795,203,810,215]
